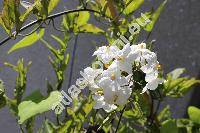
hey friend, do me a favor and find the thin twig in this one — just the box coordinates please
[51,18,65,32]
[0,8,111,47]
[148,91,154,125]
[18,22,44,37]
[115,105,126,133]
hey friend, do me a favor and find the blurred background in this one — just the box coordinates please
[0,0,199,132]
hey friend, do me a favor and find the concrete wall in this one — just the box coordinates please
[0,0,199,132]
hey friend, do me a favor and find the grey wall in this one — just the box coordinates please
[0,0,199,132]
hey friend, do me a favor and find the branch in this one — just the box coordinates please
[0,8,109,47]
[115,105,126,133]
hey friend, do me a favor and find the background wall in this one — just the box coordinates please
[0,0,199,132]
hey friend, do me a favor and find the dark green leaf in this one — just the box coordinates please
[160,119,178,133]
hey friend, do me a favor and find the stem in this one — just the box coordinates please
[56,115,60,125]
[67,35,78,89]
[115,105,126,133]
[19,124,25,133]
[107,0,119,24]
[0,9,110,46]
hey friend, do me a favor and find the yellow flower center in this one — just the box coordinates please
[104,64,110,69]
[117,56,124,61]
[96,90,103,95]
[111,73,116,80]
[156,64,161,70]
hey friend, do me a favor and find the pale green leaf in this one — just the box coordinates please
[48,0,60,13]
[51,35,66,49]
[18,91,62,124]
[20,0,41,21]
[82,103,93,116]
[123,0,144,15]
[188,106,200,124]
[76,24,104,34]
[144,0,167,32]
[168,68,185,79]
[57,120,73,133]
[158,105,172,121]
[76,11,90,27]
[8,29,45,54]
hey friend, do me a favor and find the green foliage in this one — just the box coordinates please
[4,59,31,105]
[62,11,104,34]
[18,91,62,124]
[0,0,60,35]
[164,68,200,97]
[158,105,172,122]
[0,0,21,35]
[8,29,45,54]
[160,119,178,133]
[144,0,167,32]
[0,0,199,133]
[40,33,69,90]
[0,80,6,109]
[123,0,144,15]
[188,106,200,125]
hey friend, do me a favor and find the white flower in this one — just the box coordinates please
[145,71,159,83]
[98,74,132,106]
[93,45,120,64]
[130,43,154,66]
[141,78,164,93]
[114,44,134,74]
[81,67,102,91]
[101,61,121,78]
[93,94,117,112]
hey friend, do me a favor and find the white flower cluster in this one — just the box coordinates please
[81,43,164,112]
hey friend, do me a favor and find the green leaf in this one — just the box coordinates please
[144,0,167,32]
[76,24,104,34]
[23,90,44,103]
[82,102,93,116]
[160,119,178,133]
[48,0,60,14]
[5,59,32,105]
[123,0,144,15]
[167,68,185,80]
[51,35,66,49]
[76,11,90,27]
[158,105,172,121]
[57,120,73,133]
[0,80,6,109]
[62,11,90,32]
[44,119,57,133]
[18,91,62,124]
[164,68,200,97]
[93,0,113,18]
[20,0,41,21]
[188,106,200,124]
[0,0,21,34]
[8,29,45,54]
[180,78,200,94]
